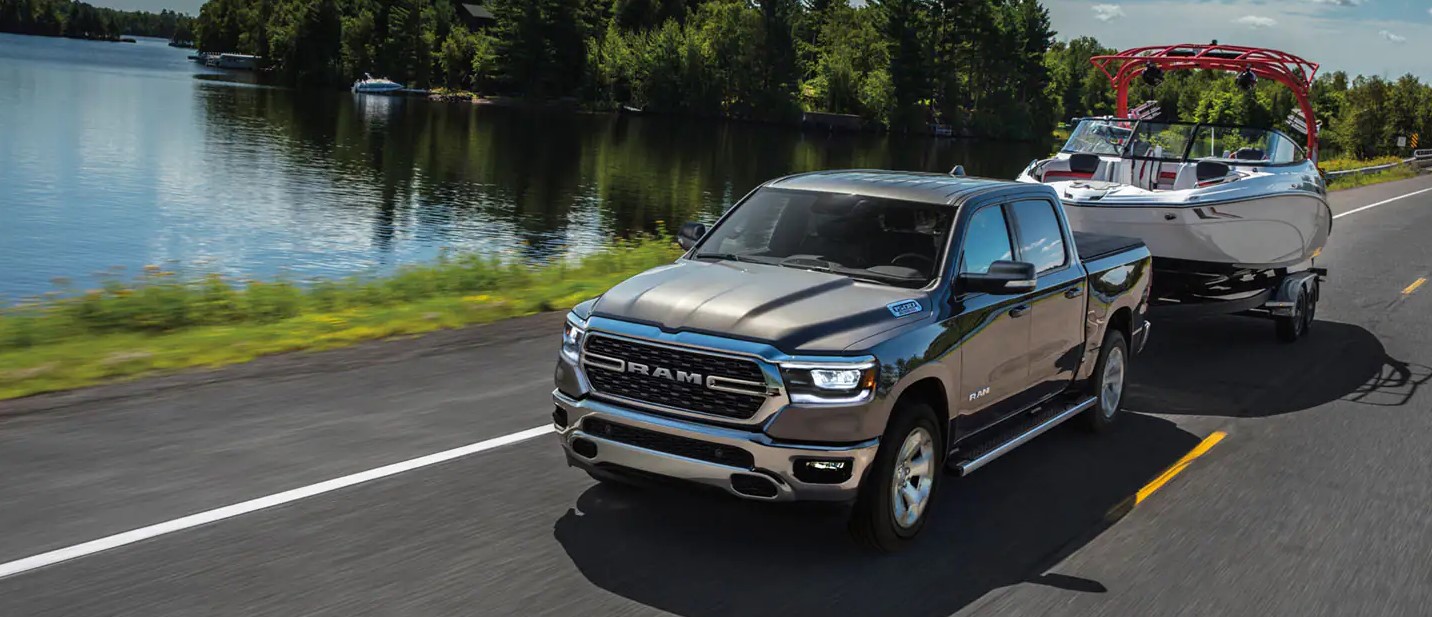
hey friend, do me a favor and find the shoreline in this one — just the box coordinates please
[0,30,156,44]
[0,237,682,401]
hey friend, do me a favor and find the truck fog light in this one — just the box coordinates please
[795,458,854,484]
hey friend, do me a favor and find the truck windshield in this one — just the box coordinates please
[693,188,955,288]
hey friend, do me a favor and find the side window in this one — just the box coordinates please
[960,205,1014,275]
[1009,200,1068,274]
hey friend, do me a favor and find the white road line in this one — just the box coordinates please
[1334,186,1432,220]
[0,424,553,581]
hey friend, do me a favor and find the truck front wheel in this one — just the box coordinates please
[1079,329,1128,432]
[849,402,943,552]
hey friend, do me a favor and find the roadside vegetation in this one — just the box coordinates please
[0,237,682,400]
[1325,161,1420,190]
[1321,156,1420,191]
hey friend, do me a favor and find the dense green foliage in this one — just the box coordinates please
[8,0,1427,151]
[189,0,1060,138]
[188,0,1431,151]
[0,0,192,41]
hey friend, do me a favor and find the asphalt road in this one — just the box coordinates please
[2,175,1431,616]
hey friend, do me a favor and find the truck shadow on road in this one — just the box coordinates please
[554,413,1200,617]
[1126,317,1423,416]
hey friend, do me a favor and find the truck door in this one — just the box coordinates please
[953,203,1033,437]
[1009,199,1085,401]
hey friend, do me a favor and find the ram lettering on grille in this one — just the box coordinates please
[622,363,703,385]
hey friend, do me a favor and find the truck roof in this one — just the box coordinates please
[763,169,1036,206]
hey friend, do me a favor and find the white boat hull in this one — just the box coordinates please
[1061,192,1331,270]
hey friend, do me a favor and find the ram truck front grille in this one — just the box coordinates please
[582,334,767,419]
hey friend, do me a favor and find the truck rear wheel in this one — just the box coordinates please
[1079,329,1128,432]
[849,402,943,552]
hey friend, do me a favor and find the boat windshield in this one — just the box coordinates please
[1061,119,1133,156]
[1186,125,1304,164]
[1062,119,1305,164]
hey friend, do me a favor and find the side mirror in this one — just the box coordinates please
[958,260,1037,295]
[677,222,706,250]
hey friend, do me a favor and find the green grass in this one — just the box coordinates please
[1326,163,1419,191]
[1319,156,1405,174]
[0,237,683,400]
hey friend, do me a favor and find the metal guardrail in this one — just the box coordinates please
[1324,150,1432,179]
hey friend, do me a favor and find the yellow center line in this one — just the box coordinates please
[1134,431,1226,505]
[1106,431,1227,521]
[1403,277,1427,296]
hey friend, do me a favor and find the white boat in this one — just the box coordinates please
[1013,44,1335,341]
[212,53,260,70]
[352,75,404,94]
[1018,118,1331,272]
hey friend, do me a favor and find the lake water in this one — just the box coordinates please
[0,33,1048,300]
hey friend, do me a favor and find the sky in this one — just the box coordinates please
[1044,0,1432,80]
[94,0,1432,80]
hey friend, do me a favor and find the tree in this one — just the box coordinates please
[267,0,342,84]
[804,3,891,121]
[872,0,931,131]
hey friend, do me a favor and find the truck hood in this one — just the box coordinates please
[590,259,933,353]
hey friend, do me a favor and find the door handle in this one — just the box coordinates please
[1064,286,1084,299]
[1008,305,1031,318]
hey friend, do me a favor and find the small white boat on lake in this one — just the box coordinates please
[352,75,404,94]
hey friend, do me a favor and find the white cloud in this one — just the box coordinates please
[1092,4,1125,22]
[1307,0,1361,5]
[1234,15,1278,28]
[1380,30,1407,43]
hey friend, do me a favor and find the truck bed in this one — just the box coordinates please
[1074,231,1145,262]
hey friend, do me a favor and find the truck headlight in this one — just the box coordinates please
[560,316,585,363]
[780,362,877,405]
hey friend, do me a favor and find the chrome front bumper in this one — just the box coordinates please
[554,391,880,502]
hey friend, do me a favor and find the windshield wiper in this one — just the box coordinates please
[778,256,836,272]
[776,258,918,287]
[693,252,751,263]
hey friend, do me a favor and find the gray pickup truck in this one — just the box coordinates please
[553,170,1152,550]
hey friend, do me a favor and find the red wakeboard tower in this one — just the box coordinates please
[1090,43,1320,160]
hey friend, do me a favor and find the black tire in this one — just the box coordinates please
[1079,328,1129,432]
[849,402,943,553]
[1275,283,1312,343]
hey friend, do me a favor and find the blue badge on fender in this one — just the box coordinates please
[887,299,923,318]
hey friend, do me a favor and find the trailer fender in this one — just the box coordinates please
[1265,271,1321,317]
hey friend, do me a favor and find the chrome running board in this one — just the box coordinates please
[952,396,1098,476]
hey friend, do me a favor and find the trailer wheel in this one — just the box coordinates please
[1275,280,1315,342]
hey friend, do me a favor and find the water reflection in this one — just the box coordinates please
[0,34,1049,300]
